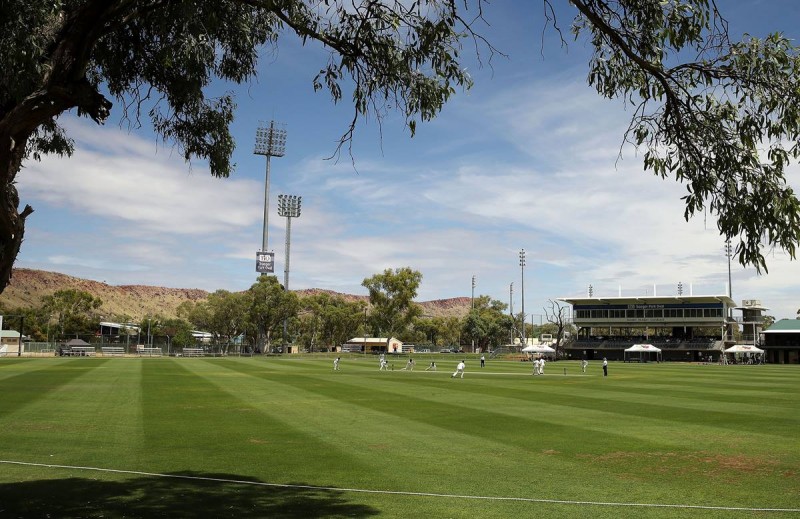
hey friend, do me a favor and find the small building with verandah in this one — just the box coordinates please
[0,330,22,356]
[341,337,404,354]
[761,319,800,364]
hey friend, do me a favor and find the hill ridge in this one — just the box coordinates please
[0,268,469,320]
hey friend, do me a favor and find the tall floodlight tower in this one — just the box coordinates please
[509,282,514,344]
[725,239,733,299]
[471,275,476,352]
[471,275,476,309]
[519,249,526,345]
[254,121,287,274]
[278,194,302,342]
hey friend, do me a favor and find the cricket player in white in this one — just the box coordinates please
[581,359,588,373]
[379,359,389,371]
[452,360,465,378]
[333,357,340,371]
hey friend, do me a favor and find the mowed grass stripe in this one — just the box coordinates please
[576,380,799,408]
[204,358,798,507]
[283,362,794,459]
[222,366,797,437]
[0,359,145,467]
[1,358,797,514]
[485,382,798,437]
[185,357,453,491]
[200,358,660,501]
[348,365,800,441]
[138,359,378,485]
[0,358,100,417]
[606,363,798,388]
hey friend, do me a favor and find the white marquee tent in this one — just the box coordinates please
[624,344,662,362]
[723,344,764,364]
[522,344,556,354]
[724,344,764,354]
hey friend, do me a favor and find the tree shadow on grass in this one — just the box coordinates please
[0,471,380,518]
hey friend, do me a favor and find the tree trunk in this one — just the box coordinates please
[0,2,117,295]
[0,129,34,294]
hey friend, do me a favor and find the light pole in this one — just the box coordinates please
[254,120,287,274]
[363,308,368,355]
[725,238,733,297]
[471,275,476,309]
[278,194,301,344]
[509,282,514,344]
[519,249,526,345]
[471,275,476,352]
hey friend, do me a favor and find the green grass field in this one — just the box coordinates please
[0,355,797,518]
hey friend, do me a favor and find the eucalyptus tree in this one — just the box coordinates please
[157,316,196,352]
[41,288,102,337]
[3,0,799,297]
[438,316,464,348]
[0,305,49,341]
[247,274,299,351]
[299,292,366,351]
[462,295,512,351]
[205,289,251,353]
[177,300,213,335]
[462,310,488,351]
[362,267,422,339]
[411,316,439,347]
[411,315,462,346]
[548,0,800,272]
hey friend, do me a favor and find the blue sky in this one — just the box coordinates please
[15,1,800,321]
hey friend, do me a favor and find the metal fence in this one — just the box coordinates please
[3,341,258,358]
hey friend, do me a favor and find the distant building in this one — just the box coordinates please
[558,294,737,361]
[557,293,798,363]
[341,337,403,354]
[191,330,213,343]
[99,321,140,336]
[762,319,800,364]
[99,321,211,344]
[733,299,770,346]
[0,330,22,356]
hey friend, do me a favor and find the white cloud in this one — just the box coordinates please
[21,120,263,236]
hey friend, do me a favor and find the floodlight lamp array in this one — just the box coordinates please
[277,194,302,217]
[254,121,287,157]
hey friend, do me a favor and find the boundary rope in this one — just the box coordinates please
[2,460,798,513]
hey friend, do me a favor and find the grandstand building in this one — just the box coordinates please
[557,293,753,362]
